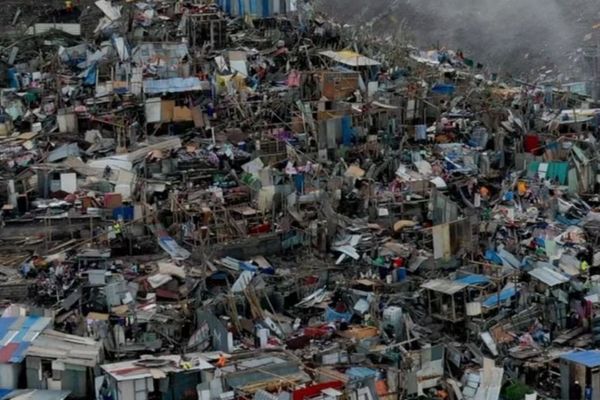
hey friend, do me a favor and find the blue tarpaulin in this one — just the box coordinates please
[431,83,455,95]
[346,367,377,380]
[485,250,503,265]
[113,206,134,221]
[239,261,258,272]
[294,173,305,194]
[342,115,353,145]
[482,287,518,309]
[325,307,352,323]
[7,68,18,89]
[555,214,581,226]
[83,65,97,86]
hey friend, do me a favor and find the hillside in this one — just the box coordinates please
[318,0,600,79]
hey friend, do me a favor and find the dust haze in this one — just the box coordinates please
[319,0,600,78]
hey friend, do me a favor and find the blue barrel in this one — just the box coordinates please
[396,267,407,281]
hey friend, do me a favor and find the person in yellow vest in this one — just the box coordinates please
[581,260,590,275]
[113,220,123,240]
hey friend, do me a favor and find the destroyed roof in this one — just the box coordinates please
[0,316,51,363]
[561,350,600,368]
[421,279,468,295]
[528,266,570,287]
[0,389,70,400]
[101,355,212,381]
[319,50,381,67]
[224,355,310,390]
[25,329,103,367]
[481,287,518,309]
[132,43,189,69]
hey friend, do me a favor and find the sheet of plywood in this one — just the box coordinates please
[161,100,175,122]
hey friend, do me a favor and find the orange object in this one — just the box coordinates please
[375,380,388,396]
[479,186,490,199]
[216,354,227,368]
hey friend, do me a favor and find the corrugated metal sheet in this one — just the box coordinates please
[219,0,294,16]
[225,361,308,389]
[455,274,491,285]
[421,279,468,295]
[346,367,377,380]
[0,316,51,364]
[528,266,569,287]
[561,350,600,368]
[143,78,204,94]
[0,389,70,400]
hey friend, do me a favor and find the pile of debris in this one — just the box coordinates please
[0,1,600,400]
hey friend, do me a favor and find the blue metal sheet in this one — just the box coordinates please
[249,0,257,15]
[12,316,39,342]
[9,342,30,363]
[346,367,377,380]
[0,316,51,364]
[561,351,600,368]
[455,274,490,286]
[324,307,352,323]
[482,287,517,309]
[0,318,16,340]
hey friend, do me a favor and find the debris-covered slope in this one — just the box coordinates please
[319,0,600,77]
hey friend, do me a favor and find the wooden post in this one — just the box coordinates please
[451,294,456,322]
[427,289,432,316]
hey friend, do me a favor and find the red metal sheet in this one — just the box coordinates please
[0,343,19,363]
[292,381,344,400]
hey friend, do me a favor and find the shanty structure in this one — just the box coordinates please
[560,350,600,400]
[25,330,103,398]
[0,316,51,389]
[101,355,213,400]
[422,279,469,323]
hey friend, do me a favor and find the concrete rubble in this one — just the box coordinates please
[0,1,599,400]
